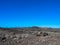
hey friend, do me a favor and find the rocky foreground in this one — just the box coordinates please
[0,27,60,45]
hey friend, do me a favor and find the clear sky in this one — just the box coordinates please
[0,0,60,28]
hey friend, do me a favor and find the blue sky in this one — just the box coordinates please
[0,0,60,28]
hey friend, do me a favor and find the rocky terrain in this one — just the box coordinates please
[0,26,60,45]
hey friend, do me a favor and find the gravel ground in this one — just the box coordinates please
[0,28,60,45]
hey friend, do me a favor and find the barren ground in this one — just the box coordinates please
[0,27,60,45]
